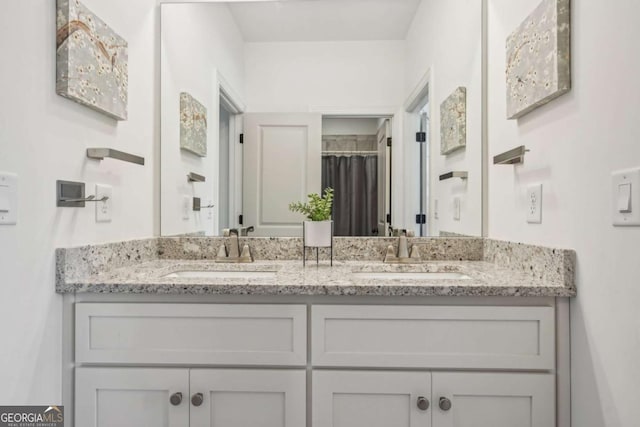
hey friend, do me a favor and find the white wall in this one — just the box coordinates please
[0,0,157,404]
[322,118,379,136]
[487,1,640,425]
[244,40,405,112]
[403,0,483,237]
[160,3,244,236]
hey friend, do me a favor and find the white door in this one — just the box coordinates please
[313,371,432,427]
[76,367,189,427]
[377,119,391,236]
[432,372,555,427]
[189,369,306,427]
[243,113,322,236]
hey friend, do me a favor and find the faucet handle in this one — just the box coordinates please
[240,244,252,261]
[409,245,421,260]
[216,244,228,259]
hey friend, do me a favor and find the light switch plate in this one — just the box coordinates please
[526,184,543,224]
[95,184,112,223]
[0,172,17,225]
[612,168,640,226]
[453,197,461,221]
[182,195,191,220]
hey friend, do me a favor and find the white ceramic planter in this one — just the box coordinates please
[303,220,333,247]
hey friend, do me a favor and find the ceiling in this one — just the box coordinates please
[226,0,423,42]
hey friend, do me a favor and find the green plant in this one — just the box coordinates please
[288,187,334,221]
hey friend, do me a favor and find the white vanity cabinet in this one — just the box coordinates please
[313,371,554,427]
[76,368,305,427]
[311,305,557,427]
[73,303,307,427]
[69,299,566,427]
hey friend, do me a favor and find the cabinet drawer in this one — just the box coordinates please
[311,305,554,370]
[76,303,307,366]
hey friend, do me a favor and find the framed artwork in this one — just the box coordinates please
[506,0,571,119]
[180,92,208,157]
[440,87,467,155]
[56,0,128,120]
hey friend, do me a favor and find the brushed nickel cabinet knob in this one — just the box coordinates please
[417,396,430,411]
[191,393,204,407]
[169,392,183,406]
[439,397,452,411]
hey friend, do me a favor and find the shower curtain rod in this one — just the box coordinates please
[322,150,378,156]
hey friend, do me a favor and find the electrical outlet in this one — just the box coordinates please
[434,200,439,220]
[182,195,191,220]
[526,184,543,224]
[207,200,214,220]
[453,197,461,221]
[95,184,112,222]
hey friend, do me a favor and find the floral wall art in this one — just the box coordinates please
[440,87,467,155]
[180,92,208,157]
[506,0,571,119]
[56,0,128,120]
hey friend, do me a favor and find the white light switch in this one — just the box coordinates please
[453,197,461,221]
[0,172,17,225]
[613,168,640,226]
[182,195,191,220]
[617,183,632,213]
[0,186,9,212]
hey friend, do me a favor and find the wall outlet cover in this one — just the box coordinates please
[612,168,640,226]
[95,184,112,223]
[207,200,214,220]
[526,184,543,224]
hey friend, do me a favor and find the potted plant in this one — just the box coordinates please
[289,187,334,248]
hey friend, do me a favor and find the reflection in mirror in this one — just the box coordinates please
[160,0,483,238]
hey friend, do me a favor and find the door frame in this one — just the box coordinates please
[404,68,434,237]
[216,72,245,233]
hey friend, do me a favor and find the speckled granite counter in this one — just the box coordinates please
[56,237,576,297]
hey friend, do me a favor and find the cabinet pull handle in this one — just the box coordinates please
[170,392,183,406]
[416,396,430,411]
[191,393,204,407]
[439,397,452,411]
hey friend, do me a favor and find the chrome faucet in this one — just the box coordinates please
[228,229,241,259]
[383,232,421,263]
[215,229,253,263]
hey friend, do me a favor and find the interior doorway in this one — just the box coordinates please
[218,102,231,234]
[321,117,392,237]
[217,82,244,236]
[405,70,431,237]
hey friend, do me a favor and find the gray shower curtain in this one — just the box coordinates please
[322,155,378,236]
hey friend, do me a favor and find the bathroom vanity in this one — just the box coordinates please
[57,237,575,427]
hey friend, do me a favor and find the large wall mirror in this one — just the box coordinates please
[160,0,484,238]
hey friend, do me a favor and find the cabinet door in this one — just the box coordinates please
[313,371,432,427]
[432,372,555,427]
[76,367,189,427]
[189,369,306,427]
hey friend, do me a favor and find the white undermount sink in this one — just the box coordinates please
[163,270,277,279]
[352,271,471,280]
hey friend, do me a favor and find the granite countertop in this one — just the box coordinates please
[56,258,576,297]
